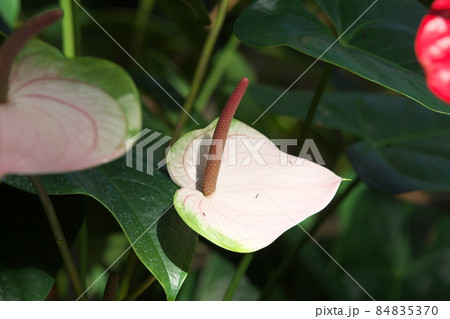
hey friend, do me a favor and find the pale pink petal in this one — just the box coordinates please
[0,53,136,177]
[169,119,341,252]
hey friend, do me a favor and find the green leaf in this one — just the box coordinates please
[247,83,450,193]
[0,267,54,301]
[4,153,198,300]
[0,184,84,300]
[0,0,20,29]
[234,0,450,114]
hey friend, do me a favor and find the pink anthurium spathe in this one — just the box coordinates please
[0,10,141,178]
[167,78,342,253]
[415,0,450,104]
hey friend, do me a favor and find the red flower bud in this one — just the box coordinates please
[415,0,450,104]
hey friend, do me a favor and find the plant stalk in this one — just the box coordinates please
[123,276,156,301]
[59,0,76,58]
[78,217,88,292]
[223,253,254,301]
[132,0,156,57]
[296,63,333,150]
[102,271,120,301]
[195,35,241,113]
[171,0,230,143]
[29,176,85,300]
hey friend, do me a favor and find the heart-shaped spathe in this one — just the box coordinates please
[0,39,141,177]
[167,118,342,252]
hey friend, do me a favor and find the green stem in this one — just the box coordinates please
[29,176,85,300]
[123,276,156,301]
[223,253,254,301]
[195,35,241,113]
[258,178,360,300]
[117,251,138,300]
[73,1,82,55]
[78,217,88,292]
[296,63,333,150]
[59,0,76,58]
[102,271,120,301]
[132,0,156,57]
[171,0,230,143]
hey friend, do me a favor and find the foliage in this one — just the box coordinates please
[1,0,450,301]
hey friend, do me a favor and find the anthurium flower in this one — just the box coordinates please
[416,0,450,104]
[167,78,341,253]
[0,10,141,178]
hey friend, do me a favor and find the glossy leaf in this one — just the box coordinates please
[247,83,450,193]
[4,152,198,300]
[234,0,450,114]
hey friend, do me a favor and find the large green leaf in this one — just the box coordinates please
[4,152,198,300]
[234,0,450,114]
[0,267,54,301]
[246,83,450,193]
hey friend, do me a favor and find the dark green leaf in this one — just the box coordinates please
[234,0,450,114]
[247,83,450,193]
[4,153,197,300]
[0,184,84,300]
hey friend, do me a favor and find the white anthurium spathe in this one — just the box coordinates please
[0,10,141,178]
[167,116,342,253]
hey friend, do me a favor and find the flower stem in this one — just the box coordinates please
[195,35,241,113]
[202,77,249,196]
[132,0,156,57]
[29,176,85,300]
[296,63,333,149]
[0,9,63,103]
[223,253,254,301]
[117,251,138,300]
[59,0,76,58]
[123,276,156,301]
[258,178,360,300]
[102,271,120,301]
[171,0,230,143]
[78,218,88,292]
